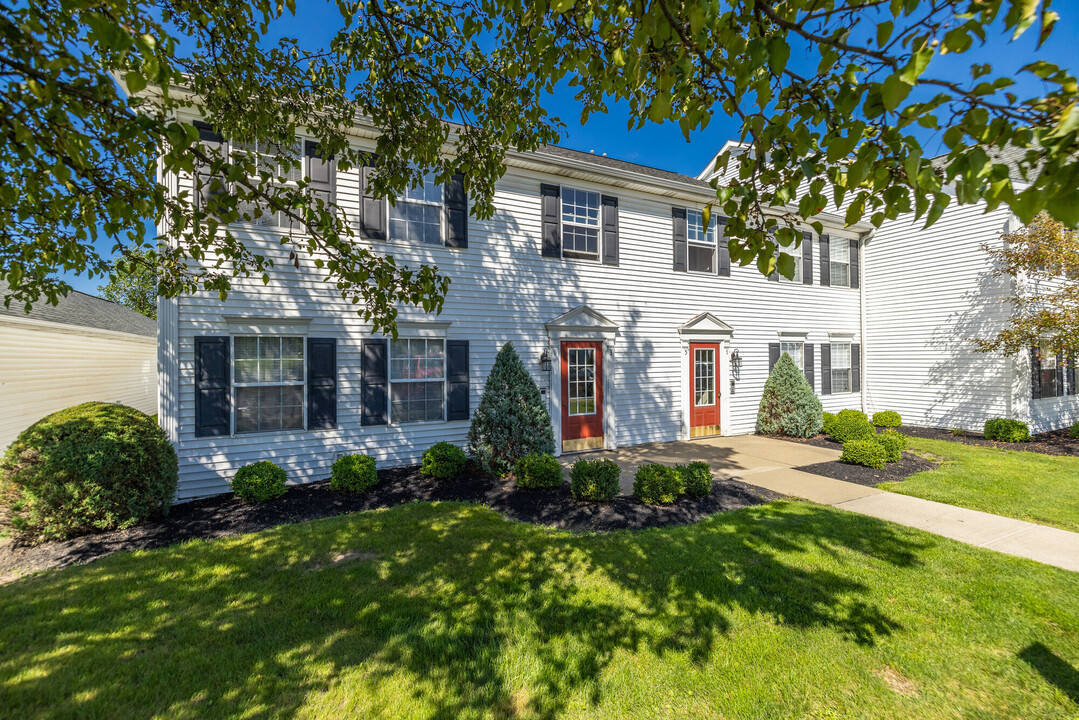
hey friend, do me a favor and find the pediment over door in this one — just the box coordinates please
[545,305,619,339]
[678,312,734,341]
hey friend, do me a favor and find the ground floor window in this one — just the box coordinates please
[233,336,305,433]
[391,338,445,422]
[831,342,852,392]
[780,341,804,372]
[1040,347,1061,398]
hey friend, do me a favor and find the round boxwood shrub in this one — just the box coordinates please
[232,461,288,503]
[0,402,178,543]
[330,454,378,494]
[515,453,563,489]
[756,353,823,438]
[569,458,620,502]
[633,463,683,505]
[421,442,468,479]
[984,418,1031,443]
[822,411,836,434]
[676,461,713,498]
[877,430,907,463]
[827,410,876,444]
[871,410,903,429]
[840,439,887,470]
[1070,421,1079,440]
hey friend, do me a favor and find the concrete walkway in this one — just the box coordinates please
[569,435,1079,573]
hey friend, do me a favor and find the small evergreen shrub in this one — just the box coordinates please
[632,463,683,505]
[822,411,836,434]
[232,461,288,503]
[984,418,1031,443]
[756,353,824,438]
[515,453,563,489]
[1070,422,1079,440]
[840,439,887,470]
[569,458,620,502]
[0,402,178,542]
[877,430,907,463]
[827,410,876,444]
[330,454,378,494]
[676,461,713,498]
[421,442,468,479]
[872,410,903,428]
[950,427,967,437]
[468,343,555,476]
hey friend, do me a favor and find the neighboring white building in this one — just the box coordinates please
[0,286,158,452]
[157,118,1077,499]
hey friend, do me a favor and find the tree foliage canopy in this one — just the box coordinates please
[99,248,157,319]
[2,0,1076,327]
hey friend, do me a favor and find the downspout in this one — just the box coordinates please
[859,228,876,415]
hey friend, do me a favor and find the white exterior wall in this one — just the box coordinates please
[0,317,158,452]
[167,146,865,499]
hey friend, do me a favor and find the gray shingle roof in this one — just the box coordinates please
[0,283,156,337]
[532,144,712,188]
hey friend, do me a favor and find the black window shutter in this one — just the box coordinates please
[821,343,832,395]
[195,336,230,437]
[672,207,688,272]
[1057,351,1065,399]
[1031,345,1042,399]
[1069,355,1077,396]
[601,195,619,266]
[804,344,814,390]
[768,343,780,372]
[717,217,731,277]
[819,234,831,286]
[802,231,813,285]
[193,122,226,212]
[850,238,860,289]
[445,172,468,248]
[446,340,470,420]
[852,343,861,393]
[360,154,386,240]
[307,338,337,430]
[540,183,561,257]
[361,339,388,425]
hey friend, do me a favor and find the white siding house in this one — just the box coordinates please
[159,120,1077,499]
[0,287,158,452]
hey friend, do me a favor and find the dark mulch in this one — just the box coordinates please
[0,464,781,583]
[797,452,938,488]
[901,425,1079,457]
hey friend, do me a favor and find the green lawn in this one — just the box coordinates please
[1,501,1077,719]
[880,437,1079,533]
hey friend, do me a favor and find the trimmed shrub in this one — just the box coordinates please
[827,410,876,444]
[840,439,887,470]
[984,418,1031,443]
[1070,422,1079,440]
[676,461,713,498]
[515,453,563,490]
[837,408,869,423]
[756,353,824,438]
[877,430,907,463]
[569,458,620,502]
[330,454,378,494]
[633,463,683,505]
[822,411,836,434]
[421,442,468,479]
[872,410,903,428]
[0,402,178,542]
[232,461,288,503]
[468,343,555,476]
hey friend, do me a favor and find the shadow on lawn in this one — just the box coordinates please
[1019,642,1079,705]
[0,502,930,720]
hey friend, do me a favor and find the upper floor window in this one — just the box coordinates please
[831,342,852,392]
[830,240,850,287]
[390,338,445,422]
[780,341,804,371]
[561,187,600,260]
[687,209,716,273]
[233,336,305,433]
[390,172,444,245]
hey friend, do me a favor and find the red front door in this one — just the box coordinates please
[690,343,720,435]
[561,341,603,447]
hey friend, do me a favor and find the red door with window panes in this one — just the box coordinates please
[689,343,720,433]
[561,341,603,442]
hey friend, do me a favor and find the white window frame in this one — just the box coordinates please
[230,138,302,228]
[693,347,716,407]
[567,347,598,416]
[686,208,717,274]
[831,341,852,393]
[1039,343,1062,399]
[779,246,803,284]
[389,337,447,424]
[231,335,307,435]
[389,171,446,246]
[560,186,601,261]
[830,239,850,288]
[780,340,804,372]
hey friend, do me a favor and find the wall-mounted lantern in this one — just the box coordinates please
[539,348,552,373]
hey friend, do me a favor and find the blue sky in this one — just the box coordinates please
[67,2,1078,295]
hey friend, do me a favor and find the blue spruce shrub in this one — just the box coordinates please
[756,353,823,438]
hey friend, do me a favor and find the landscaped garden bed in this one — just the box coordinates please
[902,424,1079,457]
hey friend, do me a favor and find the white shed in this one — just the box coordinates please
[0,286,158,453]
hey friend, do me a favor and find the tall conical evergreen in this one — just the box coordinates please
[468,342,555,475]
[756,353,823,438]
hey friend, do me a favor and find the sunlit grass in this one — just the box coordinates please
[0,500,1076,719]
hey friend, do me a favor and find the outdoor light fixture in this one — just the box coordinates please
[730,348,742,366]
[539,348,552,372]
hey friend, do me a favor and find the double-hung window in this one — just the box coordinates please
[233,336,305,433]
[390,172,444,245]
[830,240,850,287]
[687,209,716,273]
[232,140,301,227]
[1041,348,1061,398]
[831,342,852,392]
[561,187,600,260]
[780,341,804,372]
[390,338,445,422]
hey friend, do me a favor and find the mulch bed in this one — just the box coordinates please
[901,425,1079,457]
[0,465,781,583]
[796,452,938,488]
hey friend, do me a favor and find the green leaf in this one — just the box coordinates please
[899,49,933,85]
[125,72,147,94]
[876,21,894,47]
[881,74,913,111]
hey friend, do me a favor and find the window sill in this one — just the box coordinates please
[562,251,600,262]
